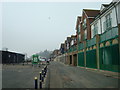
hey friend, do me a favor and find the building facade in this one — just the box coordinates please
[1,50,25,64]
[53,0,120,72]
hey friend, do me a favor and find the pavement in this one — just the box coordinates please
[45,61,119,88]
[2,63,45,89]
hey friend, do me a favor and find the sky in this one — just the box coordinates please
[1,0,111,57]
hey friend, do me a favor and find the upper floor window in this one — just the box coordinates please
[71,40,74,46]
[78,24,80,33]
[93,23,98,37]
[82,18,87,30]
[67,43,69,49]
[104,13,112,31]
[78,34,81,42]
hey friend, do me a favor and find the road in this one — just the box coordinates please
[46,61,119,88]
[2,61,119,89]
[2,63,45,88]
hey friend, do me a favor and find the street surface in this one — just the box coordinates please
[2,61,119,88]
[2,63,45,88]
[46,61,119,88]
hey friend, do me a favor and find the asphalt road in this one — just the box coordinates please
[46,61,119,88]
[2,63,45,88]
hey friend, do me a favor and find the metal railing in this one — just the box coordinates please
[86,37,96,47]
[100,26,118,42]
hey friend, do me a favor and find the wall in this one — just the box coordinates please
[2,51,25,64]
[117,2,120,24]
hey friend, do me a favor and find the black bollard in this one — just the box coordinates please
[39,72,42,89]
[39,80,42,89]
[42,69,44,82]
[44,71,46,77]
[34,77,38,89]
[46,65,47,73]
[39,72,42,80]
[42,74,44,82]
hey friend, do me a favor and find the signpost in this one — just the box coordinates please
[32,54,39,66]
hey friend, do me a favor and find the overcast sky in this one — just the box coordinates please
[1,1,111,57]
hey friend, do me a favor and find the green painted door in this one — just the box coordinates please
[78,52,84,67]
[86,49,97,69]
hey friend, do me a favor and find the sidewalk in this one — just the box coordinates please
[79,67,120,79]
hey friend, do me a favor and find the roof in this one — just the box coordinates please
[83,9,100,17]
[71,35,76,37]
[102,4,109,7]
[77,16,82,19]
[1,50,25,55]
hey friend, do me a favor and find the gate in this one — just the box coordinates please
[73,54,77,66]
[86,49,97,68]
[78,52,84,67]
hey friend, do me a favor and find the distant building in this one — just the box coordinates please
[1,50,25,64]
[52,49,60,57]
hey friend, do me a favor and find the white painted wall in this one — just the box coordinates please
[91,19,102,38]
[91,25,94,38]
[111,8,117,27]
[117,2,120,24]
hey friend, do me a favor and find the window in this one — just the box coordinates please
[93,23,98,37]
[84,29,87,40]
[82,19,87,29]
[78,24,80,33]
[8,55,11,58]
[71,40,74,46]
[78,34,81,41]
[104,13,112,31]
[67,42,69,49]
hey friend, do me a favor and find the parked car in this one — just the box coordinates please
[40,58,46,65]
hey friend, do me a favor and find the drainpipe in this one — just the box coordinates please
[99,16,102,34]
[84,41,86,67]
[96,34,100,70]
[114,2,120,61]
